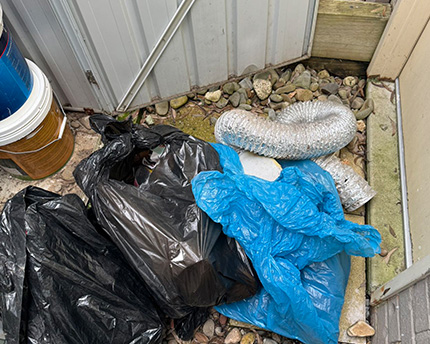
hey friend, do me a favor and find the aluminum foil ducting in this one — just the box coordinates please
[313,154,376,211]
[215,100,376,210]
[214,101,357,160]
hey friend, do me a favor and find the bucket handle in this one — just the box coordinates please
[0,115,68,155]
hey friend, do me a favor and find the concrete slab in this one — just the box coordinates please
[366,81,405,293]
[0,113,100,211]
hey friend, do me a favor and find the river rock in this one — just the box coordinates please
[275,83,296,94]
[343,76,357,87]
[270,94,283,103]
[310,82,319,92]
[240,333,255,344]
[229,91,241,107]
[238,104,252,111]
[273,79,286,89]
[223,82,240,95]
[338,88,349,100]
[239,77,253,89]
[347,320,375,337]
[317,69,330,79]
[293,64,305,75]
[355,98,374,119]
[203,319,215,338]
[170,95,188,109]
[216,97,229,109]
[293,70,311,89]
[357,120,366,132]
[253,78,272,100]
[328,94,343,104]
[318,95,328,101]
[321,82,339,95]
[205,90,222,102]
[280,94,294,104]
[155,101,169,116]
[225,328,242,344]
[263,339,277,344]
[295,89,313,101]
[280,69,292,82]
[351,97,365,109]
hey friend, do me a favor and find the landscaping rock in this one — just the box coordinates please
[328,94,343,104]
[225,328,242,344]
[321,82,339,95]
[270,94,283,103]
[343,76,357,87]
[229,92,241,107]
[238,104,252,111]
[338,88,349,100]
[293,64,305,75]
[356,98,374,119]
[351,97,365,109]
[310,82,319,92]
[317,70,330,79]
[295,88,313,101]
[240,333,255,344]
[239,77,253,90]
[275,83,296,94]
[203,319,215,338]
[357,120,366,132]
[263,339,277,344]
[293,70,311,89]
[170,95,188,109]
[216,97,229,109]
[253,78,272,100]
[205,90,222,102]
[318,95,328,101]
[155,101,169,116]
[223,82,240,95]
[280,69,292,82]
[273,79,286,89]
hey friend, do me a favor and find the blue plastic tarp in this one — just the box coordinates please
[191,144,381,344]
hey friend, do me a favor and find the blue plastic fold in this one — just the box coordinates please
[191,144,381,344]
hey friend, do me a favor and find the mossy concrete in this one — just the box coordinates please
[366,81,405,293]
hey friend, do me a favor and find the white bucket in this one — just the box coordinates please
[0,59,74,179]
[0,60,53,146]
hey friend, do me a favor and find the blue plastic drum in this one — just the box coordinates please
[0,22,33,120]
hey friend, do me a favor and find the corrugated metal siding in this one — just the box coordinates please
[1,0,100,108]
[3,0,317,112]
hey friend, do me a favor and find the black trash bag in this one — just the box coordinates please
[0,186,163,344]
[74,115,260,339]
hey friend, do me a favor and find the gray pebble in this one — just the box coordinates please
[202,319,215,338]
[328,94,343,104]
[270,94,283,103]
[238,104,252,111]
[351,97,365,109]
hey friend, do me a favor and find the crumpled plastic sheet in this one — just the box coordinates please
[192,144,381,344]
[74,115,260,339]
[0,186,163,344]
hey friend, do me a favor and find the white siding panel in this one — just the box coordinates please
[3,0,317,111]
[2,0,99,108]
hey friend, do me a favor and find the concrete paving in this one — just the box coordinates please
[366,81,405,293]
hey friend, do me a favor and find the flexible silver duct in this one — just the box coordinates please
[214,101,357,160]
[215,100,376,210]
[313,154,376,211]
